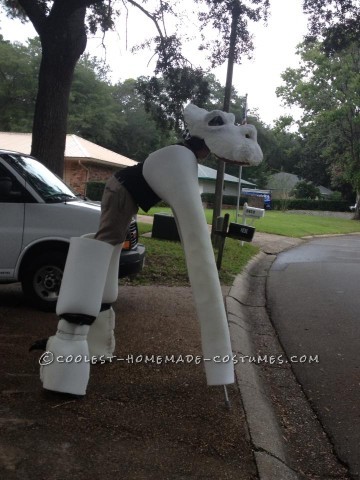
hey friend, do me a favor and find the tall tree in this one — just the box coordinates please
[277,40,360,213]
[68,54,124,148]
[111,78,174,161]
[194,0,270,236]
[303,0,360,53]
[1,0,197,175]
[136,67,210,133]
[1,0,116,175]
[0,36,40,131]
[195,0,270,67]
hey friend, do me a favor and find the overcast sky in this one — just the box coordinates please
[1,0,308,125]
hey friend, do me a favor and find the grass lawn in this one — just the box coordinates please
[130,207,360,287]
[122,222,259,287]
[140,207,360,238]
[238,211,360,237]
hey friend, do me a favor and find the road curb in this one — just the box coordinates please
[226,252,300,480]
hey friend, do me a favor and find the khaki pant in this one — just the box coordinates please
[94,176,138,246]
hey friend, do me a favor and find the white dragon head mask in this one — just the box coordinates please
[183,103,263,166]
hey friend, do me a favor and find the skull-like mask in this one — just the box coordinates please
[184,103,263,166]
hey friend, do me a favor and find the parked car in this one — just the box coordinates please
[241,188,272,210]
[0,149,145,311]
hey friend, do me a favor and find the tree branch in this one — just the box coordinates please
[125,0,165,41]
[17,0,47,35]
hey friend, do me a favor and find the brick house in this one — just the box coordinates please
[0,132,136,195]
[1,132,258,200]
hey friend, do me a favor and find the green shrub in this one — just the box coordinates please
[328,191,343,201]
[272,198,349,212]
[86,181,105,201]
[201,193,248,207]
[291,181,320,199]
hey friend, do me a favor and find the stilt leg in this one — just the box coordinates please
[40,237,114,395]
[143,145,234,386]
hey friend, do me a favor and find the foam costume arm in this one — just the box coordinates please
[143,144,234,386]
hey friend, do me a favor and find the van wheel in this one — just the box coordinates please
[21,251,67,312]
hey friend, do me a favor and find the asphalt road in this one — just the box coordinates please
[267,235,360,480]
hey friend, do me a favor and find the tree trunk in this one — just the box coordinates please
[31,7,87,177]
[211,1,240,243]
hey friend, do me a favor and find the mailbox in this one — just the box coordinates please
[243,205,265,219]
[215,214,256,270]
[228,223,255,242]
[216,223,255,242]
[152,213,180,241]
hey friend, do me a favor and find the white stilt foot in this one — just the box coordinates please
[41,320,90,396]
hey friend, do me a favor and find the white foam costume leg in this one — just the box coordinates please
[87,241,123,360]
[40,237,114,395]
[143,144,234,386]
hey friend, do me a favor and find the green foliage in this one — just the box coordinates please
[303,0,359,54]
[291,180,320,199]
[85,181,105,201]
[0,36,40,131]
[0,34,297,179]
[194,0,270,68]
[266,117,302,175]
[134,0,270,134]
[136,67,210,133]
[68,55,124,149]
[277,40,360,197]
[328,191,343,201]
[111,79,175,160]
[201,193,249,207]
[1,0,115,36]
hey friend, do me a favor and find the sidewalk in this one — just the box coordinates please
[0,223,350,479]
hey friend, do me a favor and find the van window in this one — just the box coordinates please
[0,164,34,203]
[2,153,76,203]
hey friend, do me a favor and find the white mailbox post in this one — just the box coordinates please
[242,203,265,220]
[241,202,265,245]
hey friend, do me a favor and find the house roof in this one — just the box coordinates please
[267,171,332,196]
[0,132,136,168]
[318,185,332,196]
[267,172,301,190]
[198,164,256,186]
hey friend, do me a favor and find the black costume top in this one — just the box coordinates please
[114,162,161,213]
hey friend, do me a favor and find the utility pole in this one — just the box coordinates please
[236,93,248,222]
[211,1,241,242]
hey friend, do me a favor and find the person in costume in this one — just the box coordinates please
[40,104,263,396]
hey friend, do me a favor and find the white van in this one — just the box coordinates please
[0,150,145,311]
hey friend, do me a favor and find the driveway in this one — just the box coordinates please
[0,283,257,480]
